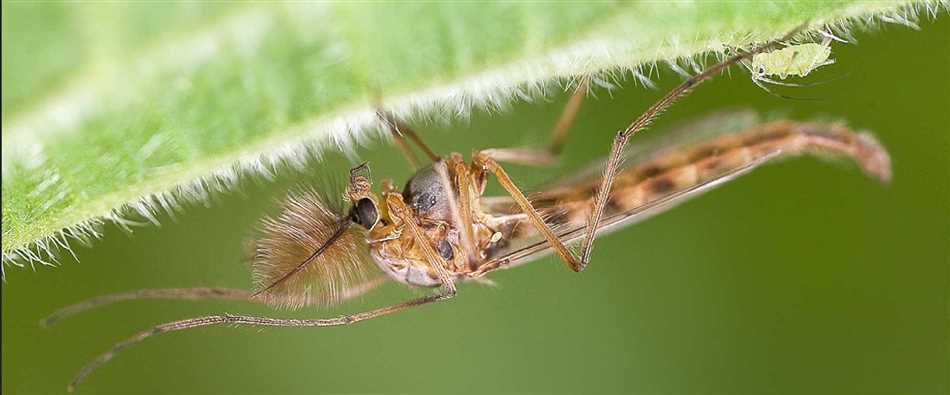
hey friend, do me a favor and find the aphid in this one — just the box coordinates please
[751,39,834,79]
[45,29,893,392]
[746,38,835,91]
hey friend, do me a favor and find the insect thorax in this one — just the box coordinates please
[367,164,502,286]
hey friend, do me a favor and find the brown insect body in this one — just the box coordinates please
[353,161,496,287]
[335,117,891,290]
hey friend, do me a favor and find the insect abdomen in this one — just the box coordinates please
[526,121,890,233]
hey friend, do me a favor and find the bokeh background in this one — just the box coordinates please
[4,14,948,395]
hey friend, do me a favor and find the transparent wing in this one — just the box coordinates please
[491,151,781,269]
[484,115,890,270]
[540,109,761,190]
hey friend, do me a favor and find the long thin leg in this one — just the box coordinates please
[473,151,582,271]
[68,198,456,392]
[382,76,587,171]
[377,109,422,169]
[475,148,556,167]
[376,109,441,163]
[579,28,803,267]
[471,77,589,169]
[549,77,589,155]
[41,288,251,328]
[471,120,892,277]
[383,192,458,287]
[67,288,454,392]
[42,277,389,328]
[434,157,479,269]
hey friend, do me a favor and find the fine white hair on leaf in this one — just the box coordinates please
[3,1,946,277]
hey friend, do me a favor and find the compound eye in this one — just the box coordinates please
[436,239,454,261]
[351,198,379,229]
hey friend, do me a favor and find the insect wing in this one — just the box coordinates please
[491,151,781,269]
[539,109,762,191]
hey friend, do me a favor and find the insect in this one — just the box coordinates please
[750,39,834,80]
[44,29,892,392]
[745,37,835,91]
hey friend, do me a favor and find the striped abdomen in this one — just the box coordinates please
[513,120,891,236]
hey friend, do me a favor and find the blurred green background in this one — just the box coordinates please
[4,15,948,395]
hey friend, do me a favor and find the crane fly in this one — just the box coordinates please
[44,30,892,392]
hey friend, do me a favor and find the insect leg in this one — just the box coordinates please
[549,76,589,155]
[40,288,251,328]
[579,28,803,267]
[471,147,558,167]
[383,192,459,287]
[472,151,582,272]
[66,285,455,392]
[68,195,456,392]
[464,76,591,169]
[67,195,457,392]
[376,108,441,165]
[435,157,479,269]
[376,108,422,169]
[41,277,390,328]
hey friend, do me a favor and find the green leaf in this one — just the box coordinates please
[1,1,937,270]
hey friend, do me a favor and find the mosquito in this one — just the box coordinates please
[44,29,892,392]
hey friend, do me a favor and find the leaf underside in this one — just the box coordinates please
[1,1,940,271]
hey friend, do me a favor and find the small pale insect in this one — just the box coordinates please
[44,28,892,392]
[750,38,834,80]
